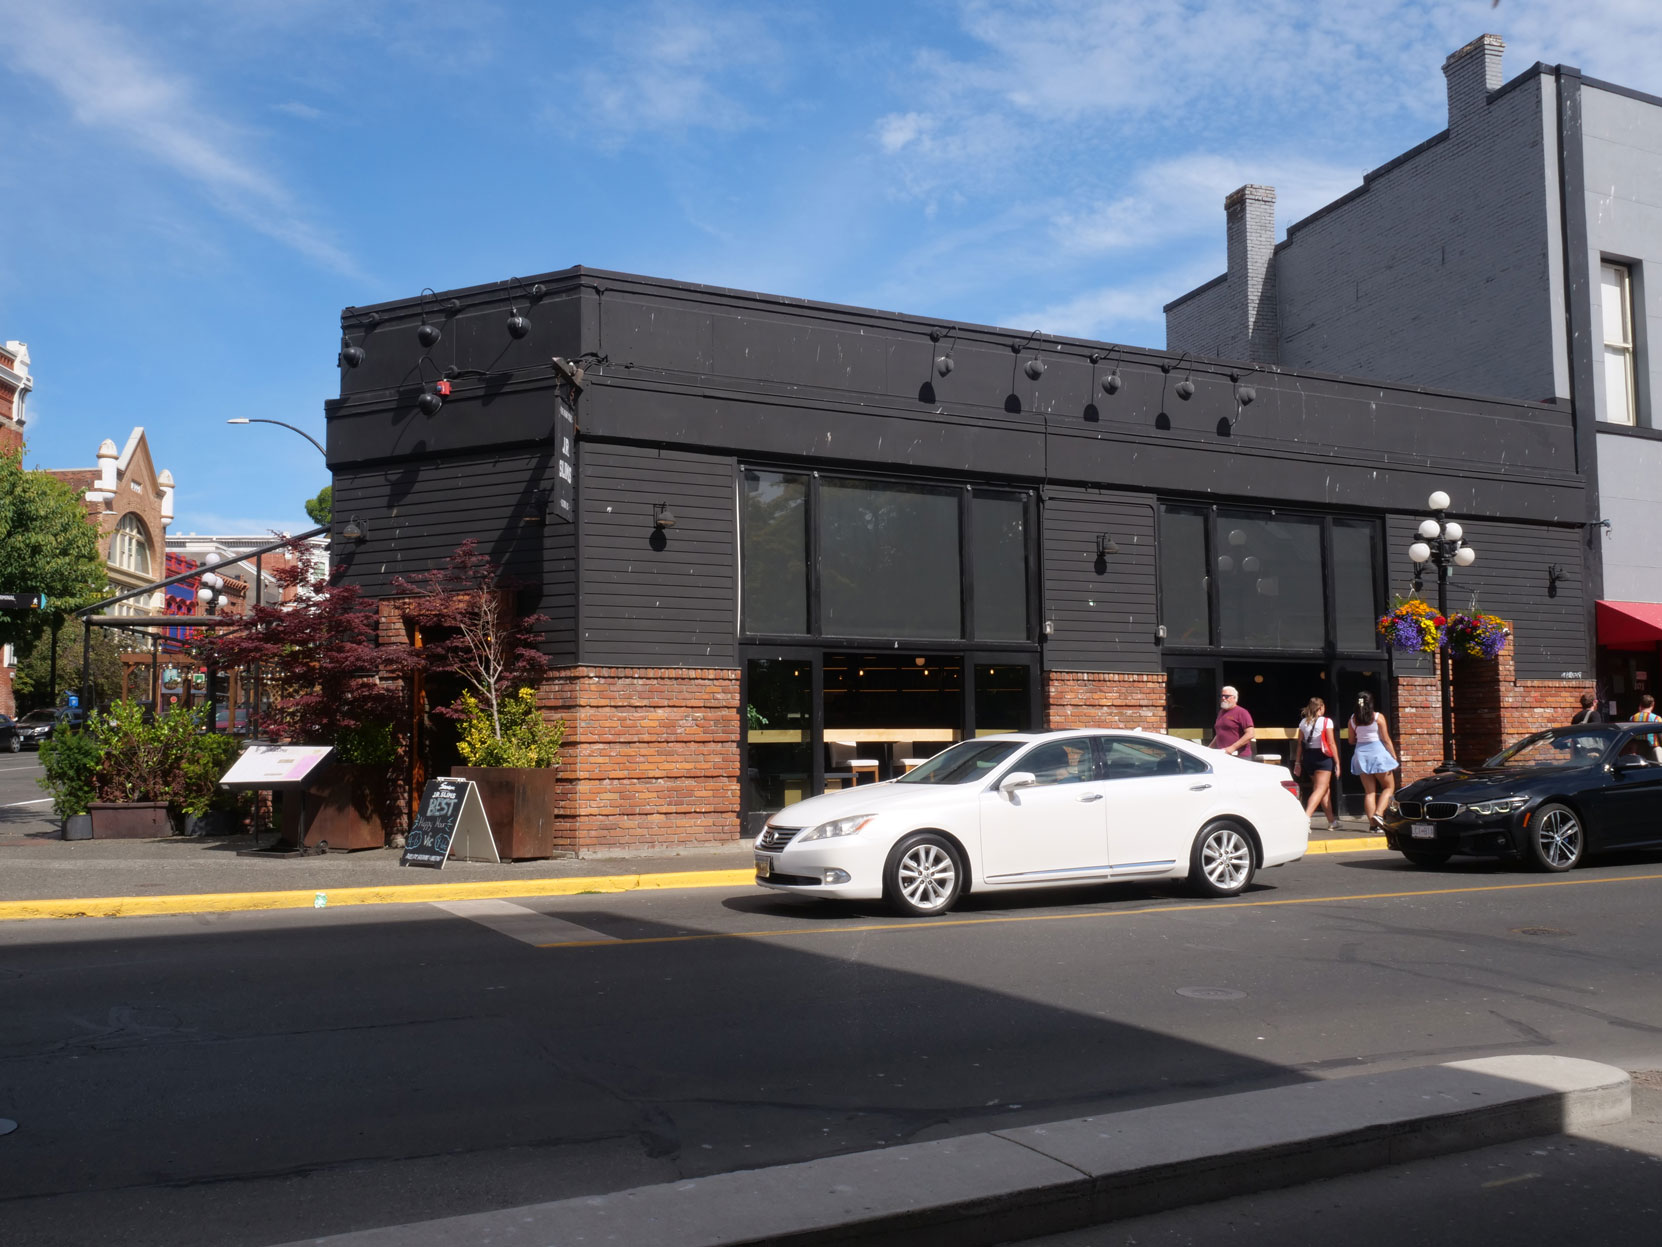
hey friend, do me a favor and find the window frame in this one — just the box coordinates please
[1601,260,1639,427]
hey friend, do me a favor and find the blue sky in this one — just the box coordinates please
[3,0,1660,536]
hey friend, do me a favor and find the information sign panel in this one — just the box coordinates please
[219,745,333,789]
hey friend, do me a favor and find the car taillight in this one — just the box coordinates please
[1281,780,1299,797]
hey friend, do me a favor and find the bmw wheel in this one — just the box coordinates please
[884,833,964,917]
[1528,802,1583,873]
[1190,820,1255,897]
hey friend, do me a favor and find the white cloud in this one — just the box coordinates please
[876,112,931,153]
[1004,260,1224,342]
[3,3,360,276]
[274,100,324,120]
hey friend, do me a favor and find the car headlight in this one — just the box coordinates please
[797,814,877,843]
[1467,796,1528,817]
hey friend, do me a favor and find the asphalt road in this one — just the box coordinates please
[3,848,1662,1246]
[0,753,50,826]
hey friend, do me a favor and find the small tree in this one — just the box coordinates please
[304,484,332,525]
[194,541,413,748]
[394,540,549,743]
[0,448,106,656]
[11,615,125,713]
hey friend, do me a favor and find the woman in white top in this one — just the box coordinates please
[1292,697,1338,832]
[1349,691,1399,830]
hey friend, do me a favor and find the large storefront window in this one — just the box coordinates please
[821,480,961,639]
[1159,503,1382,656]
[741,469,1033,644]
[1215,510,1324,650]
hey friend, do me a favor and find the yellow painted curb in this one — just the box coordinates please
[0,868,757,923]
[1308,835,1388,854]
[0,838,1391,923]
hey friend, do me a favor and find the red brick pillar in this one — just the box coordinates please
[1043,671,1166,731]
[541,666,741,854]
[1391,672,1443,787]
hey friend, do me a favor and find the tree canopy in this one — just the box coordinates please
[304,484,332,525]
[0,449,107,653]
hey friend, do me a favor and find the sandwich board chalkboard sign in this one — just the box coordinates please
[402,777,500,868]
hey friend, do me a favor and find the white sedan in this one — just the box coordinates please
[754,729,1308,915]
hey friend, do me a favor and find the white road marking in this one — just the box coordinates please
[3,798,53,807]
[434,899,617,946]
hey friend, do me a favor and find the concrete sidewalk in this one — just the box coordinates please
[270,1055,1630,1247]
[0,807,1387,920]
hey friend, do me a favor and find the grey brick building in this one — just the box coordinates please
[1165,34,1662,713]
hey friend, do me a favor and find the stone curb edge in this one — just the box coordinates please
[272,1055,1630,1247]
[0,838,1388,922]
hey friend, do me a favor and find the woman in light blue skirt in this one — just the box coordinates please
[1348,692,1399,830]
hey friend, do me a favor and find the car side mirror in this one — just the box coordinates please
[999,771,1036,794]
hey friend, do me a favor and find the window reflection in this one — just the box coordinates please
[1215,511,1323,649]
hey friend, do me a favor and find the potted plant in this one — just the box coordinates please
[1377,597,1446,654]
[37,722,101,840]
[195,542,415,850]
[1446,612,1511,660]
[396,542,566,859]
[177,729,243,835]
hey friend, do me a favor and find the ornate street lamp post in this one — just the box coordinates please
[1408,490,1478,767]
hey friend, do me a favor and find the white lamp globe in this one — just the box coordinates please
[200,571,223,591]
[1427,490,1452,512]
[1409,541,1432,564]
[1442,521,1463,542]
[1242,555,1261,573]
[195,587,215,605]
[1417,519,1440,539]
[1228,528,1247,547]
[1216,555,1235,573]
[1454,546,1477,567]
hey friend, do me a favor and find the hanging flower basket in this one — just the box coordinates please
[1377,598,1445,654]
[1446,612,1511,660]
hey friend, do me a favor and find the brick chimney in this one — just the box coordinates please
[1444,34,1504,128]
[1225,184,1279,364]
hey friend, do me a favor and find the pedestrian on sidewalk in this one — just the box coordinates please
[1349,692,1399,831]
[1211,686,1255,760]
[1293,697,1339,832]
[1631,693,1661,723]
[1571,693,1602,725]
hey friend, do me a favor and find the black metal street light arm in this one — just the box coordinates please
[226,418,326,459]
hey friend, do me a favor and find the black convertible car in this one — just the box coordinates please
[1384,723,1662,871]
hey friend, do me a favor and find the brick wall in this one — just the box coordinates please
[1044,671,1166,731]
[540,666,740,854]
[1394,623,1592,783]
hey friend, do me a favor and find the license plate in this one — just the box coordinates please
[1411,823,1437,840]
[755,855,772,878]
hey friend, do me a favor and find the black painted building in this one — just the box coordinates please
[326,268,1593,848]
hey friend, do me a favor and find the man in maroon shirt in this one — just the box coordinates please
[1212,685,1256,759]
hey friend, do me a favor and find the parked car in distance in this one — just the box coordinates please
[754,729,1309,916]
[0,712,19,752]
[10,708,78,750]
[1384,722,1662,871]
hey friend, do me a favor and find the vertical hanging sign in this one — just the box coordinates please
[553,398,576,523]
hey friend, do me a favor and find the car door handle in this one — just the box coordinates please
[1077,792,1104,802]
[1189,784,1212,791]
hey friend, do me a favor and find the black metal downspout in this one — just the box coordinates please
[1556,65,1604,676]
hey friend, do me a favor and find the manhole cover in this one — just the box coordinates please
[0,1119,16,1137]
[1512,927,1573,937]
[1176,986,1247,1000]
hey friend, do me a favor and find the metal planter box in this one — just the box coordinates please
[452,766,565,859]
[88,802,173,839]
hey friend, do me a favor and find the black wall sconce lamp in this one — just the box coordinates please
[653,502,677,530]
[1096,533,1119,557]
[1546,563,1568,598]
[1024,356,1046,380]
[505,277,545,340]
[416,289,459,349]
[340,336,365,368]
[1091,351,1123,395]
[415,356,449,415]
[339,516,368,542]
[930,326,956,376]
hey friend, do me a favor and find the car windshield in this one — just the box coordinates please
[1488,727,1618,768]
[18,711,56,726]
[895,738,1023,784]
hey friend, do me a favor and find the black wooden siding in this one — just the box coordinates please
[1042,487,1160,672]
[331,448,575,661]
[579,444,738,666]
[1385,515,1590,681]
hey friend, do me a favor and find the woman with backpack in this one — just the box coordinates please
[1350,691,1399,830]
[1292,697,1339,833]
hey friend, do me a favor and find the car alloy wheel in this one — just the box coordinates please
[885,833,963,917]
[1191,820,1254,897]
[1529,802,1583,873]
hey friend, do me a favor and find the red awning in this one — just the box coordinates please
[1597,600,1662,648]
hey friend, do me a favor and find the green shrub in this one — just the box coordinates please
[38,728,103,819]
[334,721,397,765]
[456,688,563,768]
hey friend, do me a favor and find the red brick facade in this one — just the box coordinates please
[1043,670,1167,732]
[539,666,741,854]
[1392,623,1592,785]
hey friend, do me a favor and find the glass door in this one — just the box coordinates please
[742,651,816,837]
